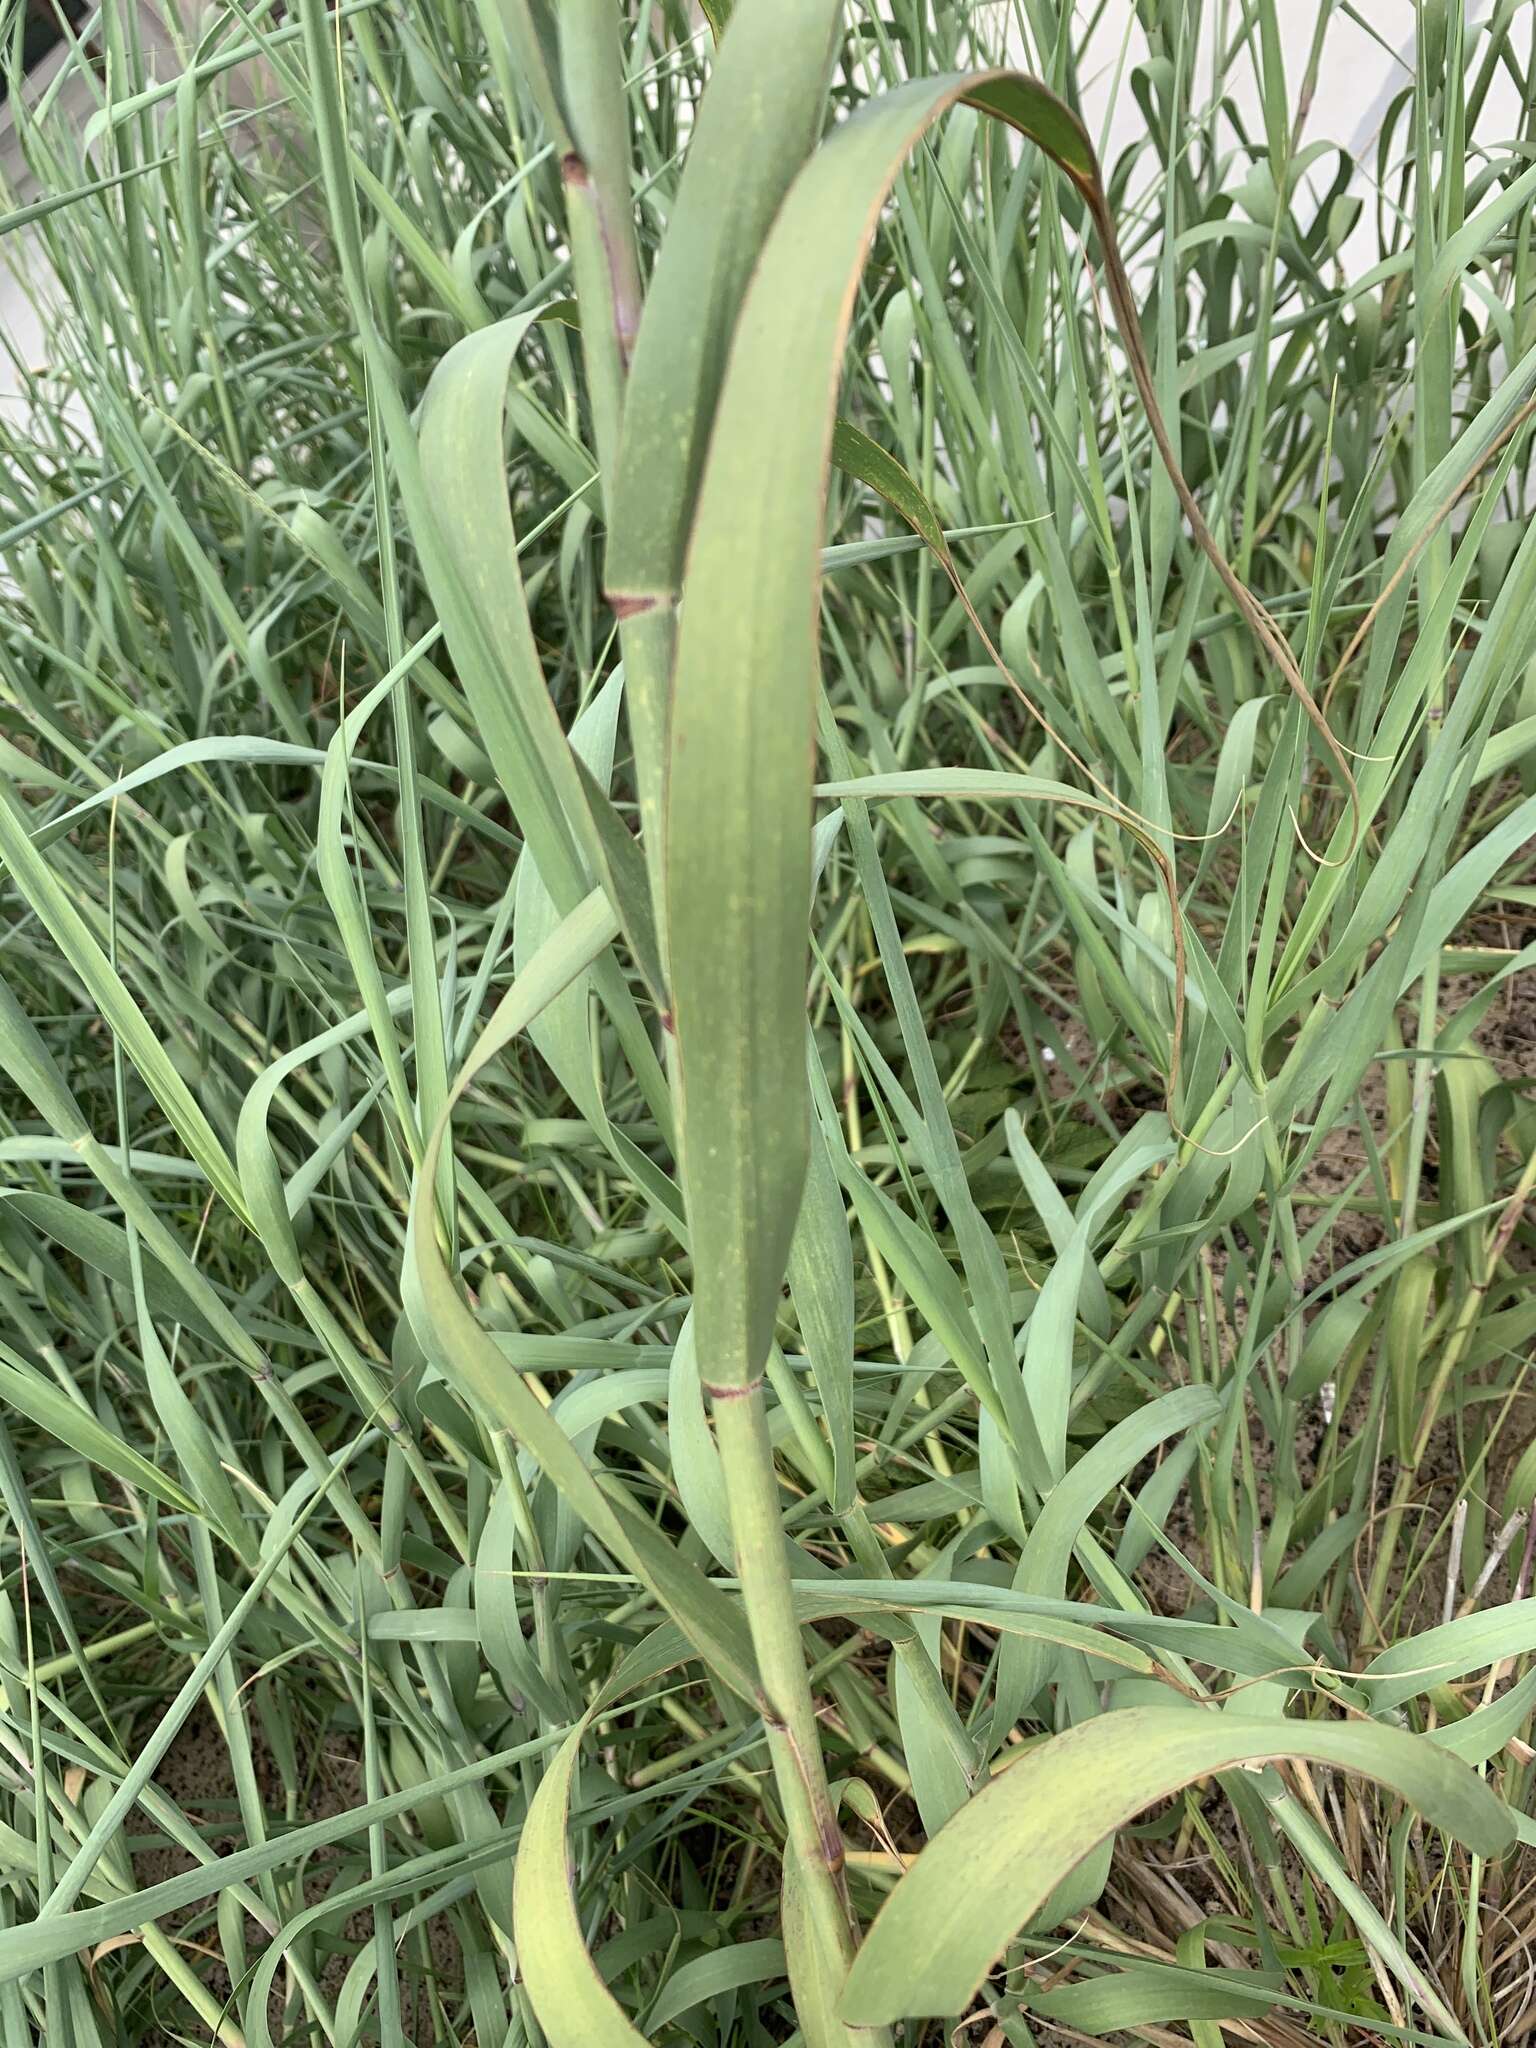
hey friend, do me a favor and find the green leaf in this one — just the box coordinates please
[416,316,597,898]
[1024,1962,1278,2036]
[606,0,844,608]
[646,1940,787,2033]
[841,1708,1514,2022]
[516,1723,650,2048]
[786,1097,857,1513]
[1361,1599,1536,1713]
[991,1387,1220,1739]
[660,59,1168,1379]
[0,1354,199,1519]
[606,0,845,868]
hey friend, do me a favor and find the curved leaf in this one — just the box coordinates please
[841,1707,1514,2023]
[516,1724,650,2048]
[665,70,1183,1393]
[991,1386,1220,1740]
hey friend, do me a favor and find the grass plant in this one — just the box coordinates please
[0,1,1534,2042]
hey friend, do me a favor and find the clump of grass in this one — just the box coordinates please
[0,1,1533,2043]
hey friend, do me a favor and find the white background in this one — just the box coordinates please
[0,3,1523,403]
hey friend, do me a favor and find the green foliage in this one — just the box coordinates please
[0,2,1534,2043]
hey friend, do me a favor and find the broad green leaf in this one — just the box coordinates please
[516,1723,650,2048]
[512,1624,759,2048]
[606,0,844,868]
[646,1940,787,2033]
[662,72,1120,1395]
[606,0,844,607]
[830,419,964,577]
[1426,1665,1536,1765]
[415,315,669,1117]
[1025,1962,1278,2035]
[842,1708,1514,2022]
[1361,1599,1536,1713]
